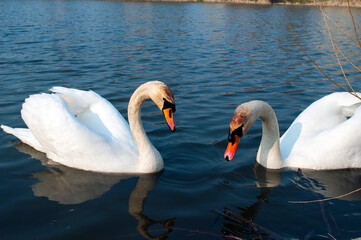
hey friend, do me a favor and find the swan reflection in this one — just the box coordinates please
[128,174,175,240]
[14,142,175,239]
[293,168,361,201]
[218,164,361,238]
[253,164,361,201]
[253,163,282,188]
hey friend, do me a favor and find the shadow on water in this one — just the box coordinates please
[216,164,361,239]
[13,142,175,240]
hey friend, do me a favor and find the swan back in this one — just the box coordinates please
[20,90,138,172]
[282,92,361,140]
[280,92,361,169]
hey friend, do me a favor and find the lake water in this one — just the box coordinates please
[1,0,361,239]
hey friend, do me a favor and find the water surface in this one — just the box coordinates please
[1,0,361,239]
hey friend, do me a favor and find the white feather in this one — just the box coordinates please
[2,81,174,173]
[280,92,361,169]
[228,92,361,170]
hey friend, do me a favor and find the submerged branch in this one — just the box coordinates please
[328,233,337,240]
[289,187,361,204]
[172,226,244,239]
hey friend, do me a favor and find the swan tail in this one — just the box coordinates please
[50,87,102,115]
[1,125,46,152]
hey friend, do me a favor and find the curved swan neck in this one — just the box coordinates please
[250,101,283,169]
[128,84,162,171]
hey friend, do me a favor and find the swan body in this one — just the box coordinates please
[2,81,176,173]
[224,92,361,170]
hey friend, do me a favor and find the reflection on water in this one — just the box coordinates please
[128,174,175,240]
[295,168,361,201]
[15,142,122,204]
[16,143,360,239]
[14,142,175,239]
[218,165,361,239]
[216,183,276,239]
[217,165,282,239]
[253,163,361,201]
[253,163,282,188]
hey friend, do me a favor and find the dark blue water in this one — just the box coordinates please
[1,0,361,239]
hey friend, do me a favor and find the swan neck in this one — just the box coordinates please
[128,85,162,171]
[252,101,283,169]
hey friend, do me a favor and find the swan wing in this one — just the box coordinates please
[20,90,138,172]
[281,92,361,169]
[285,107,361,169]
[50,87,135,144]
[282,92,361,138]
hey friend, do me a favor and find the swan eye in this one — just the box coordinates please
[228,124,244,144]
[162,98,176,113]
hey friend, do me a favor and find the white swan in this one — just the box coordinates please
[1,81,176,173]
[224,92,361,170]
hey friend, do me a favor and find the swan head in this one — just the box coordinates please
[148,81,176,132]
[224,103,256,161]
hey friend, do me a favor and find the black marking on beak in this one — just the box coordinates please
[168,109,172,118]
[162,98,176,113]
[228,124,244,144]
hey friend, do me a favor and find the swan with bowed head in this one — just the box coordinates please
[2,81,176,173]
[224,92,361,170]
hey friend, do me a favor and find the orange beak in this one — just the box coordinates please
[224,135,240,161]
[163,108,175,132]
